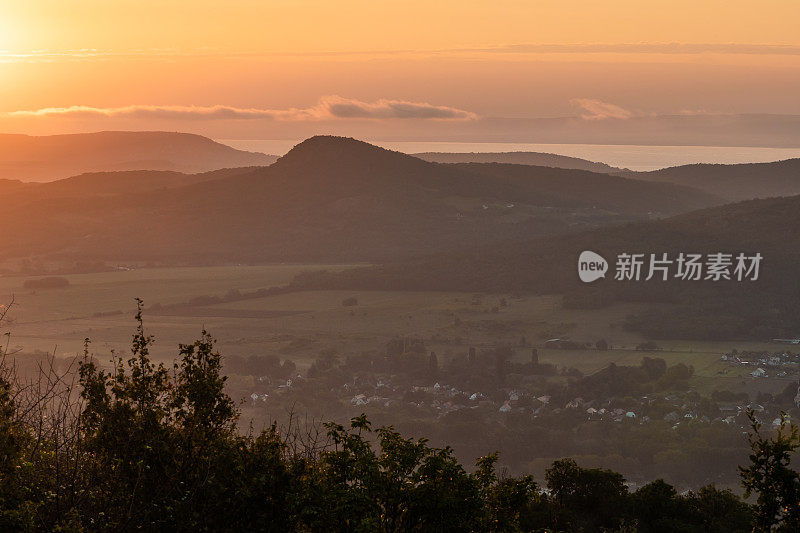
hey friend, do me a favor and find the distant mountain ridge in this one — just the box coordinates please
[0,131,277,182]
[416,151,800,203]
[446,162,718,214]
[628,159,800,201]
[414,151,626,174]
[0,135,719,263]
[0,167,258,199]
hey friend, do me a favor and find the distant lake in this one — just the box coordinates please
[220,139,800,172]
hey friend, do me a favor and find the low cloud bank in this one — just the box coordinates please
[7,96,478,121]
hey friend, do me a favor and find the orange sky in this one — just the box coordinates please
[2,1,800,142]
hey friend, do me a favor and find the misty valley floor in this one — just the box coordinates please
[1,265,784,382]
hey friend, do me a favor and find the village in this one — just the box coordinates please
[242,355,800,434]
[721,349,800,378]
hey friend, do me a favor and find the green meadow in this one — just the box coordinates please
[0,265,790,397]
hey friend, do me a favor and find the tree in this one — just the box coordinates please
[546,458,629,532]
[684,484,752,533]
[630,479,684,533]
[74,299,300,530]
[474,452,540,531]
[0,374,35,529]
[428,351,439,380]
[740,409,800,532]
[641,357,667,380]
[317,414,485,531]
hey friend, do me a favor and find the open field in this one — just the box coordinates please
[0,265,357,358]
[1,266,793,398]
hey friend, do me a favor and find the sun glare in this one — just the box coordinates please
[0,13,19,51]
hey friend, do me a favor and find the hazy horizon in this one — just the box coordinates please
[221,138,800,171]
[3,1,800,145]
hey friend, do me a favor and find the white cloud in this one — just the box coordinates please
[6,96,478,122]
[570,98,635,120]
[322,96,476,119]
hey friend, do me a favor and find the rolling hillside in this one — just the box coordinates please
[630,159,800,201]
[288,193,800,339]
[0,131,277,182]
[419,152,800,203]
[289,195,799,292]
[0,136,720,263]
[0,167,260,199]
[450,162,717,213]
[415,151,625,174]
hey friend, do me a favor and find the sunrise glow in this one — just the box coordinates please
[0,0,798,141]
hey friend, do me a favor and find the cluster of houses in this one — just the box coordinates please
[243,364,800,435]
[720,350,800,379]
[339,382,797,430]
[717,402,798,431]
[351,381,489,417]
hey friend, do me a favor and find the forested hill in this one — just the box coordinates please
[626,158,800,201]
[0,136,719,263]
[415,150,626,173]
[417,151,800,203]
[288,194,800,339]
[0,131,277,181]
